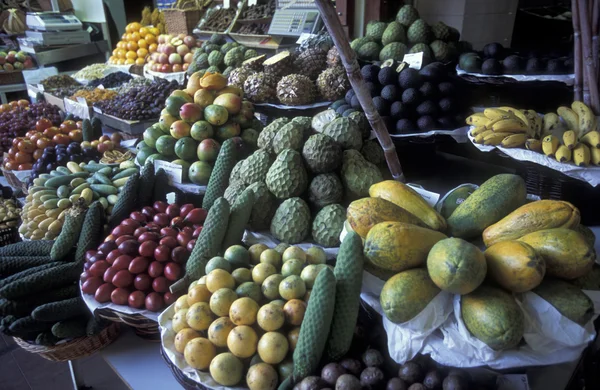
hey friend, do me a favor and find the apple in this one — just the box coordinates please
[168,53,182,65]
[13,62,23,70]
[157,35,166,44]
[164,45,176,56]
[151,63,160,72]
[176,45,189,56]
[182,63,189,71]
[6,53,15,64]
[0,55,5,65]
[161,64,172,73]
[15,53,26,63]
[183,35,196,48]
[183,52,193,64]
[3,63,14,71]
[172,64,183,72]
[158,53,169,65]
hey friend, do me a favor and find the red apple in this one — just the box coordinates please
[161,64,172,73]
[183,35,196,48]
[158,53,168,65]
[172,64,183,73]
[164,44,176,55]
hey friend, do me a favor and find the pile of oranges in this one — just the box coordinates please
[108,22,161,66]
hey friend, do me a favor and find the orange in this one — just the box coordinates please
[112,48,119,56]
[150,27,160,36]
[125,58,135,65]
[117,48,126,59]
[130,22,142,32]
[135,57,146,65]
[137,48,148,58]
[137,39,148,49]
[144,34,156,44]
[108,56,116,64]
[131,32,141,42]
[117,58,126,65]
[125,24,132,33]
[126,50,137,60]
[148,43,158,53]
[127,41,138,51]
[121,33,128,40]
[139,27,149,36]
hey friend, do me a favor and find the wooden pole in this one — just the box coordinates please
[313,0,405,182]
[593,0,599,81]
[572,0,583,102]
[579,0,600,113]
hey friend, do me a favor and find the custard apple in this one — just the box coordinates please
[320,117,363,150]
[341,149,384,199]
[247,181,276,230]
[302,134,342,173]
[241,149,271,185]
[270,197,311,244]
[308,173,343,208]
[265,149,308,199]
[312,204,345,247]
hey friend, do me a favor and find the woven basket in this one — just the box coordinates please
[163,8,203,35]
[161,346,209,390]
[0,221,20,247]
[96,307,160,340]
[14,322,120,362]
[0,71,24,86]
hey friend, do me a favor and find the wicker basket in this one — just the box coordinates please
[95,307,159,340]
[0,222,19,247]
[161,346,209,390]
[14,322,120,362]
[163,8,203,35]
[0,71,24,86]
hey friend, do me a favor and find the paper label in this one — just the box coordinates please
[223,0,231,8]
[407,184,440,206]
[402,52,424,70]
[37,84,44,92]
[23,67,58,86]
[297,33,315,45]
[97,84,105,90]
[154,160,183,184]
[497,375,530,390]
[65,97,91,120]
[248,0,257,5]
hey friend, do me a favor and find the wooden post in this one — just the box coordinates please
[578,0,600,113]
[314,0,405,182]
[593,0,599,81]
[573,0,583,102]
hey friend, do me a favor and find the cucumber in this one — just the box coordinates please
[57,199,72,209]
[45,175,82,189]
[90,184,118,196]
[39,174,52,180]
[75,201,104,265]
[107,194,118,205]
[0,284,79,317]
[28,186,51,193]
[82,119,93,142]
[86,316,109,336]
[0,240,53,257]
[9,316,53,334]
[43,198,60,209]
[112,168,138,181]
[81,188,93,204]
[98,197,108,209]
[98,167,112,176]
[70,178,86,187]
[69,194,81,203]
[50,203,88,261]
[0,262,63,291]
[36,331,60,346]
[0,256,53,278]
[50,170,66,176]
[57,185,70,198]
[138,162,155,208]
[93,172,113,185]
[40,194,58,202]
[32,297,87,322]
[33,189,57,199]
[86,176,98,185]
[203,138,237,210]
[33,178,46,186]
[56,166,71,175]
[82,164,105,173]
[0,263,81,299]
[112,176,130,187]
[51,317,88,339]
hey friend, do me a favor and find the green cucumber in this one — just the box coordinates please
[32,297,87,322]
[82,164,105,173]
[0,256,52,277]
[109,172,140,228]
[93,172,113,185]
[71,182,90,194]
[56,166,71,175]
[90,184,118,196]
[75,201,104,265]
[39,194,58,202]
[0,263,81,299]
[112,168,138,180]
[98,167,112,175]
[50,203,88,261]
[57,185,70,198]
[50,170,66,177]
[70,178,86,187]
[38,174,52,180]
[43,199,60,209]
[45,175,84,189]
[0,240,54,257]
[51,317,88,339]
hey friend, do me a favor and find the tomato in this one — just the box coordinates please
[76,120,83,129]
[29,133,42,144]
[17,140,35,153]
[17,99,29,107]
[60,120,77,133]
[69,129,82,142]
[18,163,33,170]
[53,134,70,145]
[4,160,17,170]
[7,147,16,159]
[25,130,38,138]
[12,138,20,146]
[0,103,10,112]
[36,118,52,132]
[14,152,32,164]
[43,127,59,138]
[36,137,51,150]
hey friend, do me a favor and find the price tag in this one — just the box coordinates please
[497,375,530,390]
[37,84,44,92]
[249,0,257,5]
[23,67,58,86]
[407,183,440,206]
[97,84,105,90]
[402,52,424,70]
[297,33,315,45]
[223,0,231,8]
[154,160,184,184]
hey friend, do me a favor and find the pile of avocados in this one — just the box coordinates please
[331,61,467,134]
[459,42,574,76]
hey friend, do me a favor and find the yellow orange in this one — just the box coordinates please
[121,33,128,40]
[150,27,160,36]
[130,22,142,32]
[117,58,125,65]
[139,27,149,36]
[135,57,146,65]
[131,32,141,42]
[137,48,148,58]
[125,58,135,65]
[112,48,119,56]
[145,34,156,44]
[127,41,139,51]
[125,24,132,33]
[137,39,148,49]
[126,50,137,60]
[117,48,126,59]
[149,43,158,53]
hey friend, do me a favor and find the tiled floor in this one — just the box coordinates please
[0,332,129,390]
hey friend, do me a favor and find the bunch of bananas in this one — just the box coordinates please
[100,150,134,165]
[0,198,20,229]
[467,101,600,167]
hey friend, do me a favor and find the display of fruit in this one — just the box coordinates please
[240,0,275,20]
[27,143,100,182]
[166,242,331,387]
[351,4,469,64]
[41,74,81,90]
[187,35,252,76]
[0,50,35,72]
[88,71,133,88]
[72,64,110,81]
[467,101,600,166]
[0,196,20,229]
[80,200,205,312]
[70,88,118,105]
[108,20,163,66]
[458,42,574,75]
[2,118,86,172]
[19,161,140,240]
[94,78,179,121]
[197,6,238,32]
[146,33,202,74]
[0,101,62,155]
[140,71,257,185]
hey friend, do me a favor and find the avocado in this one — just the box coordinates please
[525,57,544,74]
[419,62,446,82]
[398,68,423,89]
[350,95,362,109]
[336,104,350,115]
[361,64,381,83]
[381,85,401,101]
[483,42,505,59]
[395,118,417,134]
[417,116,437,131]
[365,82,381,97]
[438,82,455,96]
[390,101,408,118]
[502,55,523,74]
[438,115,456,129]
[416,100,438,117]
[439,97,456,114]
[401,88,423,106]
[481,58,502,75]
[373,96,390,116]
[459,53,482,73]
[419,82,438,100]
[546,58,566,74]
[345,89,356,105]
[378,66,399,86]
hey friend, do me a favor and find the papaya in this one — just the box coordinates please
[461,285,524,351]
[518,228,595,280]
[575,225,596,248]
[447,174,526,239]
[437,184,478,219]
[533,278,594,326]
[484,241,545,293]
[364,222,447,272]
[347,197,427,239]
[363,259,397,281]
[482,200,580,247]
[426,238,487,295]
[571,264,600,291]
[369,181,447,231]
[380,268,440,324]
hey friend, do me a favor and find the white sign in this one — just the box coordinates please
[64,98,91,120]
[407,183,440,206]
[402,52,424,70]
[154,160,184,184]
[23,67,58,86]
[223,0,231,8]
[248,0,258,5]
[296,33,316,45]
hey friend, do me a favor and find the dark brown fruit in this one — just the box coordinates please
[409,384,426,390]
[322,363,347,386]
[294,376,326,390]
[442,375,468,390]
[387,377,409,390]
[399,361,424,385]
[362,348,384,367]
[423,370,444,389]
[360,367,385,388]
[340,358,363,376]
[335,374,362,390]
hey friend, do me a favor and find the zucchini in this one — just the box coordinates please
[109,173,140,228]
[112,167,138,181]
[33,189,57,199]
[39,194,58,202]
[0,262,63,290]
[70,178,86,187]
[138,162,155,208]
[112,176,130,187]
[0,240,53,256]
[51,317,88,339]
[36,331,60,346]
[93,172,113,185]
[57,199,72,209]
[0,264,80,299]
[82,164,105,173]
[32,297,87,322]
[0,256,53,277]
[50,170,66,176]
[50,202,88,261]
[90,184,118,196]
[43,198,60,209]
[75,201,104,265]
[57,185,70,198]
[9,316,53,334]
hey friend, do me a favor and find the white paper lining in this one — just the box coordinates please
[242,230,339,259]
[456,66,575,85]
[143,65,186,85]
[253,101,331,110]
[81,283,160,322]
[390,126,471,143]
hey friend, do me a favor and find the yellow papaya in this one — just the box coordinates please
[482,200,580,246]
[518,228,595,280]
[347,197,427,238]
[364,222,447,272]
[533,279,594,326]
[484,241,545,292]
[369,180,447,231]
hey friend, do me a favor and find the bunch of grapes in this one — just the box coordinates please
[0,102,62,154]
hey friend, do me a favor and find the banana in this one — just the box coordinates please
[484,133,510,146]
[573,144,591,166]
[491,118,529,133]
[522,110,541,137]
[555,145,572,162]
[474,130,494,144]
[591,147,600,165]
[542,135,560,157]
[525,138,543,152]
[542,112,562,137]
[580,130,600,149]
[501,133,528,148]
[483,108,512,121]
[557,106,580,135]
[562,130,578,150]
[466,113,490,127]
[470,126,487,137]
[571,101,595,135]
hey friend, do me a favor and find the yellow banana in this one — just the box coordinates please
[580,130,600,149]
[562,130,578,150]
[571,101,595,135]
[501,133,528,148]
[470,126,487,137]
[591,147,600,165]
[542,135,560,157]
[557,106,580,135]
[542,112,562,137]
[474,130,494,144]
[491,118,529,133]
[483,108,512,121]
[525,138,543,152]
[466,113,490,127]
[573,143,591,166]
[484,133,510,146]
[555,145,572,162]
[522,110,541,137]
